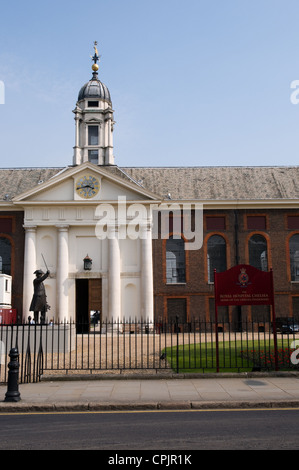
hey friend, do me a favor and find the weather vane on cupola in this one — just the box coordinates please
[91,41,101,78]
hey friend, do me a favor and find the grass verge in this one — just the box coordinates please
[163,339,299,373]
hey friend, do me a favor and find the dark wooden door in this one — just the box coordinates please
[89,279,102,327]
[76,278,102,333]
[76,279,89,333]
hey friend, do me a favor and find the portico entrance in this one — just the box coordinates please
[76,278,102,333]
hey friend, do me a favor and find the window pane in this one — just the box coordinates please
[206,217,226,230]
[247,216,266,230]
[288,216,299,230]
[88,101,99,107]
[166,237,185,283]
[0,237,11,275]
[249,234,268,271]
[251,305,270,322]
[209,298,228,322]
[292,297,299,320]
[0,218,12,233]
[167,298,187,323]
[88,126,99,145]
[290,234,299,281]
[88,150,98,164]
[207,235,226,282]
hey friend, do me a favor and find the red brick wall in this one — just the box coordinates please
[153,208,299,322]
[0,212,25,320]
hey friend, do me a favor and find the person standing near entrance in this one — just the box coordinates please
[29,270,50,324]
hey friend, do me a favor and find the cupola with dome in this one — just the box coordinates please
[73,42,115,166]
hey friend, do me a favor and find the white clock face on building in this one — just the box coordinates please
[75,175,100,199]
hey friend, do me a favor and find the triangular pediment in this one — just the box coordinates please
[13,162,161,204]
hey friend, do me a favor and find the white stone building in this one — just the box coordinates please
[13,44,157,325]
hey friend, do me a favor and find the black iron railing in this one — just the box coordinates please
[0,319,299,383]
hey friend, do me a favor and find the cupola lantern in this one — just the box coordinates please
[73,42,115,166]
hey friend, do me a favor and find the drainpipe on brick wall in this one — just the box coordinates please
[234,210,242,330]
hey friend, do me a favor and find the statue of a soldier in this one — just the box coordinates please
[29,270,50,324]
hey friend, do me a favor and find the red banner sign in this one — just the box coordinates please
[213,264,278,372]
[214,264,273,307]
[0,308,17,324]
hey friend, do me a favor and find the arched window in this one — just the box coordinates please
[290,234,299,282]
[249,234,268,271]
[207,235,226,283]
[166,237,185,283]
[0,237,11,275]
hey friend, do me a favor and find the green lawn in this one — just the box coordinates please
[163,339,298,373]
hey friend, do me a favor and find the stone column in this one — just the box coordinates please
[104,115,114,165]
[56,225,69,322]
[140,222,154,322]
[23,226,37,321]
[73,114,80,165]
[108,225,121,321]
[75,115,80,148]
[99,121,104,164]
[83,122,88,162]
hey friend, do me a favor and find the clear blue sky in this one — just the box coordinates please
[0,0,299,168]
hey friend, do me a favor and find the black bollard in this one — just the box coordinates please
[4,348,21,402]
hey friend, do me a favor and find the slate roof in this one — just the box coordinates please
[121,166,299,201]
[0,168,63,201]
[0,165,298,202]
[78,78,111,104]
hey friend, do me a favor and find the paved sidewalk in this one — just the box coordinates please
[1,373,299,412]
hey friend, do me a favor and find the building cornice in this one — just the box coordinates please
[11,197,299,210]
